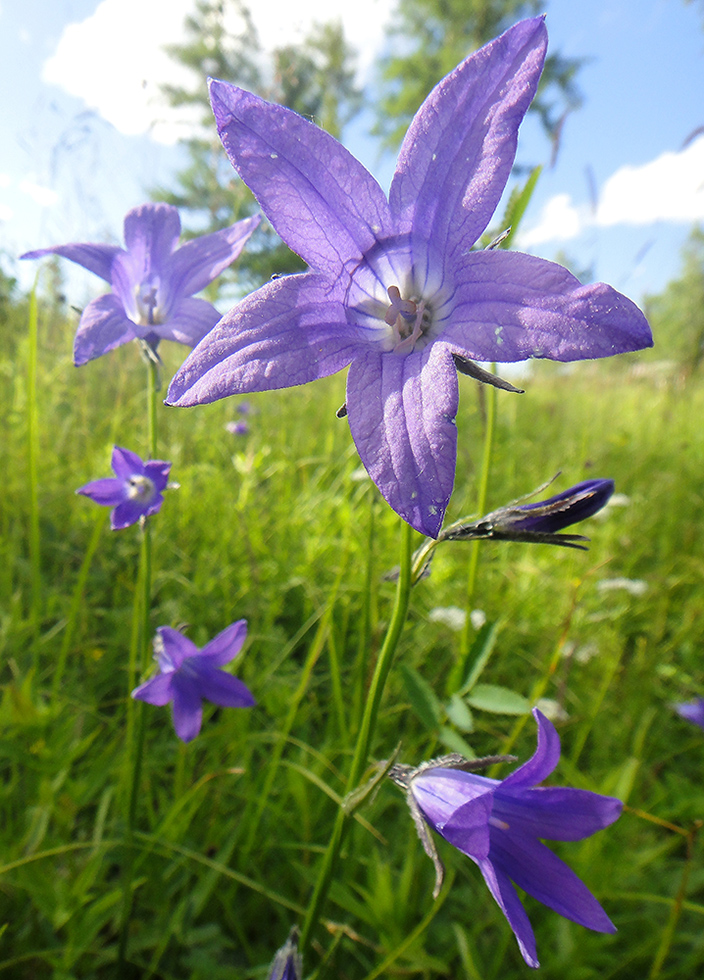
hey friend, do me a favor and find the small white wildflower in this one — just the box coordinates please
[596,577,648,597]
[428,606,467,632]
[470,609,487,630]
[535,698,569,723]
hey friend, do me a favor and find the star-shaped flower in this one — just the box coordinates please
[166,17,652,537]
[22,203,259,365]
[132,621,255,742]
[76,446,171,530]
[391,709,622,968]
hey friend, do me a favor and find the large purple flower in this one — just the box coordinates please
[166,17,652,537]
[391,709,622,968]
[77,446,171,530]
[21,203,259,365]
[132,622,255,743]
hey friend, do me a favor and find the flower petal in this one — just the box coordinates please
[166,215,261,297]
[156,627,199,671]
[73,294,136,366]
[143,460,172,493]
[166,274,359,406]
[132,672,174,707]
[494,786,623,841]
[171,676,203,743]
[194,665,256,709]
[435,793,493,861]
[111,446,146,480]
[199,619,248,667]
[501,709,561,790]
[154,297,221,347]
[20,242,122,282]
[490,829,617,933]
[477,859,539,969]
[110,499,147,530]
[346,344,458,537]
[76,477,124,506]
[123,203,181,271]
[390,17,547,264]
[411,769,496,829]
[442,250,653,362]
[209,79,394,278]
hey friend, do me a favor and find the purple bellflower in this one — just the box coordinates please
[77,446,171,530]
[166,17,652,537]
[21,203,259,365]
[267,927,302,980]
[673,699,704,729]
[390,708,622,968]
[440,478,615,549]
[132,621,255,743]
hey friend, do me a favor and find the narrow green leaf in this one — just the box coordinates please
[438,726,476,759]
[458,621,501,697]
[445,693,474,733]
[399,663,442,731]
[467,684,530,715]
[499,165,543,245]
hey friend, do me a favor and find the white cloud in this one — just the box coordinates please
[0,203,13,222]
[19,180,59,207]
[42,0,393,144]
[520,136,704,246]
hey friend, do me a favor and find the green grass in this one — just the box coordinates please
[1,302,704,979]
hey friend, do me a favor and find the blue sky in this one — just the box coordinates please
[1,0,703,306]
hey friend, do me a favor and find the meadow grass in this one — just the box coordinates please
[1,301,704,979]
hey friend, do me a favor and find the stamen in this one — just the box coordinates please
[489,815,511,831]
[127,475,156,502]
[384,285,417,326]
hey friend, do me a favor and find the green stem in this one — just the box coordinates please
[27,285,41,657]
[117,357,159,969]
[299,519,414,958]
[459,379,497,662]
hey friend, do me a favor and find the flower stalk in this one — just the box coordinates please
[299,518,414,957]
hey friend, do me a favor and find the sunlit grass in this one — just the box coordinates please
[1,303,703,978]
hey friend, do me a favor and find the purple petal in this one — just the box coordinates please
[166,215,261,297]
[166,274,359,406]
[501,710,561,790]
[512,479,615,533]
[443,250,653,362]
[490,830,616,933]
[111,446,146,480]
[132,672,174,706]
[76,477,124,506]
[73,294,136,366]
[154,297,221,347]
[434,793,493,861]
[110,499,149,530]
[411,769,496,828]
[199,619,248,667]
[123,203,181,270]
[194,665,256,709]
[171,676,203,743]
[494,786,623,842]
[156,626,199,671]
[346,343,458,537]
[477,859,539,969]
[674,699,704,729]
[390,17,547,266]
[20,242,123,282]
[143,459,172,493]
[209,79,394,278]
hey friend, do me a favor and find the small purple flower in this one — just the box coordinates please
[441,478,615,549]
[166,17,652,537]
[21,203,259,365]
[391,709,622,968]
[267,927,302,980]
[226,420,249,436]
[76,446,171,530]
[132,621,255,743]
[673,699,704,729]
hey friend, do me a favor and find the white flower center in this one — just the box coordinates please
[127,474,156,502]
[134,280,165,327]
